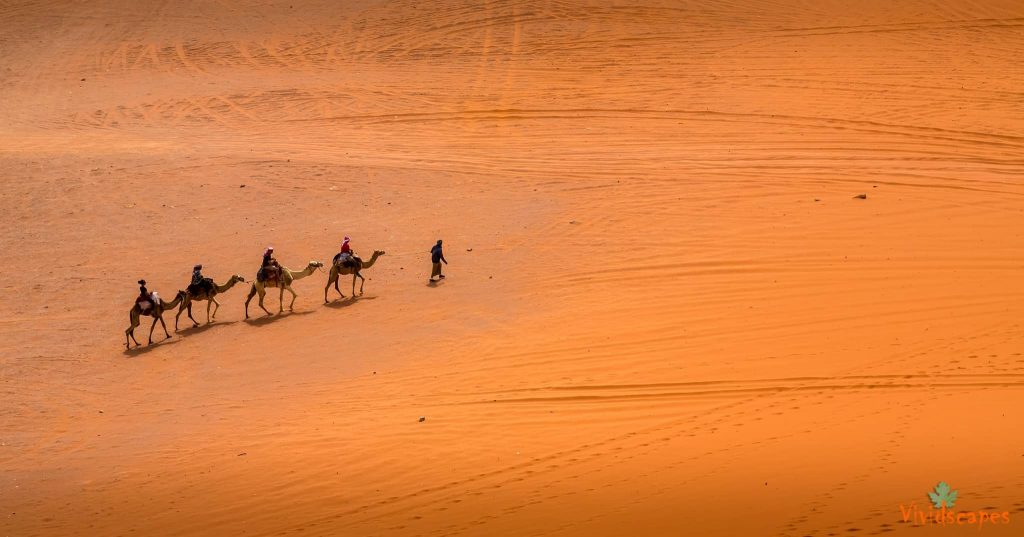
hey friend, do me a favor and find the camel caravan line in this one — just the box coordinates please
[125,247,386,349]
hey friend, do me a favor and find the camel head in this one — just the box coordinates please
[232,274,247,283]
[309,260,325,271]
[373,250,386,257]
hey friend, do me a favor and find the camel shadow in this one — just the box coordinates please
[244,310,315,326]
[123,336,181,356]
[174,320,239,336]
[324,295,378,309]
[427,280,445,287]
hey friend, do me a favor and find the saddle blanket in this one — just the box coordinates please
[139,292,161,311]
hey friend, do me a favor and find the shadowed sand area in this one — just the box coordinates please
[1,1,1023,535]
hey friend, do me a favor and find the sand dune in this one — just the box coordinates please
[1,0,1022,535]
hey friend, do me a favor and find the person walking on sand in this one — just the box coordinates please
[429,239,447,282]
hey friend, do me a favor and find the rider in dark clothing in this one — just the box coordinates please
[191,264,205,286]
[136,279,153,310]
[259,247,281,281]
[260,248,280,280]
[429,240,447,282]
[191,264,213,293]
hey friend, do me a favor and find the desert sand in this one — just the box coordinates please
[1,0,1023,535]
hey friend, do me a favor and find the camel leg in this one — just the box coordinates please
[186,302,199,327]
[209,298,219,322]
[126,313,140,348]
[174,302,185,331]
[245,286,255,318]
[126,327,140,348]
[351,274,357,297]
[247,284,272,318]
[278,286,285,313]
[147,315,159,344]
[286,286,297,311]
[257,287,272,316]
[158,315,171,340]
[335,275,344,298]
[324,273,334,303]
[357,272,365,295]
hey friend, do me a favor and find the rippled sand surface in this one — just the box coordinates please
[2,1,1023,535]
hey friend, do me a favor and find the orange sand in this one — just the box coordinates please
[1,1,1023,535]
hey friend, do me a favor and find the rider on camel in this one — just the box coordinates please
[259,247,281,282]
[190,264,214,293]
[136,279,159,311]
[334,236,354,267]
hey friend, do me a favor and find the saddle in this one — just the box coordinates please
[136,292,160,312]
[334,253,359,269]
[187,278,214,296]
[257,266,280,283]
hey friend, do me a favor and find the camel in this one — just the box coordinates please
[175,274,247,329]
[245,260,324,318]
[324,250,385,302]
[125,290,186,349]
